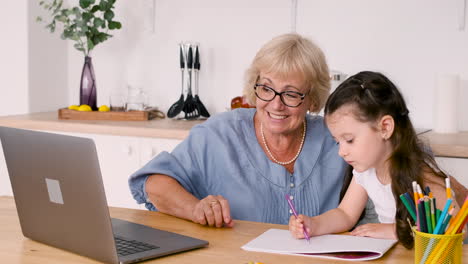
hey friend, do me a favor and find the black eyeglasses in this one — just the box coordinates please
[254,84,307,107]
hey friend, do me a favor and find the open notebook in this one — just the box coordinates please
[241,229,397,261]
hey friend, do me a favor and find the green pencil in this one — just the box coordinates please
[430,198,436,231]
[399,194,416,222]
[424,198,432,233]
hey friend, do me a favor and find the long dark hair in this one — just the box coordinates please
[325,71,447,249]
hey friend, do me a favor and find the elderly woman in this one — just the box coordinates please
[128,33,347,227]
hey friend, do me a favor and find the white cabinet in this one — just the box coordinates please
[0,140,12,196]
[139,137,181,166]
[95,135,180,210]
[93,134,142,210]
[0,130,181,210]
[435,157,468,188]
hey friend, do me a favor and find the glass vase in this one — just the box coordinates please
[80,56,97,110]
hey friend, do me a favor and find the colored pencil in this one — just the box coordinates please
[403,192,416,212]
[439,208,454,234]
[423,197,432,234]
[445,195,468,234]
[433,199,452,234]
[399,194,416,222]
[445,178,452,199]
[418,200,427,233]
[429,198,436,231]
[412,181,419,205]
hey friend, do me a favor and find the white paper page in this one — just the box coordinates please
[242,229,397,261]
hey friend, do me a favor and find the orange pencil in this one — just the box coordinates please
[445,178,452,199]
[416,184,424,200]
[457,213,468,233]
[449,205,468,234]
[412,181,418,205]
[445,195,468,234]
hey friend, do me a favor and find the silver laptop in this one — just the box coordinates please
[0,126,208,264]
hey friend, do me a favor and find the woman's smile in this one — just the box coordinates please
[268,111,288,120]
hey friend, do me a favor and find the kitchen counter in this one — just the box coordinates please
[419,131,468,158]
[0,112,467,158]
[0,111,203,140]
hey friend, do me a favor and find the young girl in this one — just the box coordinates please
[289,71,462,248]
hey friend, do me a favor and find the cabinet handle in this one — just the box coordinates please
[122,145,132,155]
[143,148,157,159]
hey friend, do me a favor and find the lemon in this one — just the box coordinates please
[77,104,92,111]
[98,105,110,112]
[68,105,80,110]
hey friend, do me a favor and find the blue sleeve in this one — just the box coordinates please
[128,125,209,211]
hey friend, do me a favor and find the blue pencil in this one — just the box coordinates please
[433,198,452,234]
[418,200,427,233]
[439,208,454,234]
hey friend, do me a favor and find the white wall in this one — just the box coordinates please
[0,0,68,116]
[298,0,468,130]
[16,0,468,130]
[60,0,468,130]
[28,0,68,112]
[66,0,291,114]
[0,1,29,116]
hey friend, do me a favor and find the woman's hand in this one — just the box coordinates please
[351,223,397,239]
[289,214,311,239]
[191,195,234,228]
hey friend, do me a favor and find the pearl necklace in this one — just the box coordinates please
[260,120,306,165]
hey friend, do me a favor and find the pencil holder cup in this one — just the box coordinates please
[413,228,463,264]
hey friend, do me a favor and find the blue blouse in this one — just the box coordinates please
[128,108,347,225]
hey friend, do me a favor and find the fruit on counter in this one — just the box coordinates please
[68,105,80,110]
[98,105,110,112]
[231,96,255,109]
[77,104,92,111]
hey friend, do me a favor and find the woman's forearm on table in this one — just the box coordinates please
[145,174,199,221]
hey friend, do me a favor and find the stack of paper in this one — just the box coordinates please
[241,229,397,261]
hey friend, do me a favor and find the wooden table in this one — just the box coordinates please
[3,196,464,264]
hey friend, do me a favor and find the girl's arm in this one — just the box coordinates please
[290,177,368,237]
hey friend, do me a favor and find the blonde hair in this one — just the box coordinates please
[243,33,330,113]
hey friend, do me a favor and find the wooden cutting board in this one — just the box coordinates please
[58,108,165,121]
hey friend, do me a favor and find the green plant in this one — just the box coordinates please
[37,0,122,56]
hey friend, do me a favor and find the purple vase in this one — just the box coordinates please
[80,56,97,110]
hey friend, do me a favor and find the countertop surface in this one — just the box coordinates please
[0,111,468,158]
[419,130,468,158]
[0,111,204,140]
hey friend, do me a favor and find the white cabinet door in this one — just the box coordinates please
[139,137,181,167]
[93,134,143,210]
[0,140,12,196]
[436,157,468,188]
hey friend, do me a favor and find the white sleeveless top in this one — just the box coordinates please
[354,168,396,223]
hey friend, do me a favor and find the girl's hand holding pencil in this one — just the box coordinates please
[288,214,312,240]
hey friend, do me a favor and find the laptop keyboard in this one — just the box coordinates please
[114,235,159,256]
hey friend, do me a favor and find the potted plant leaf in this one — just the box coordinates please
[37,0,122,110]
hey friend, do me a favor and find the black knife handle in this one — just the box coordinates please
[194,46,200,70]
[187,46,193,68]
[179,45,184,69]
